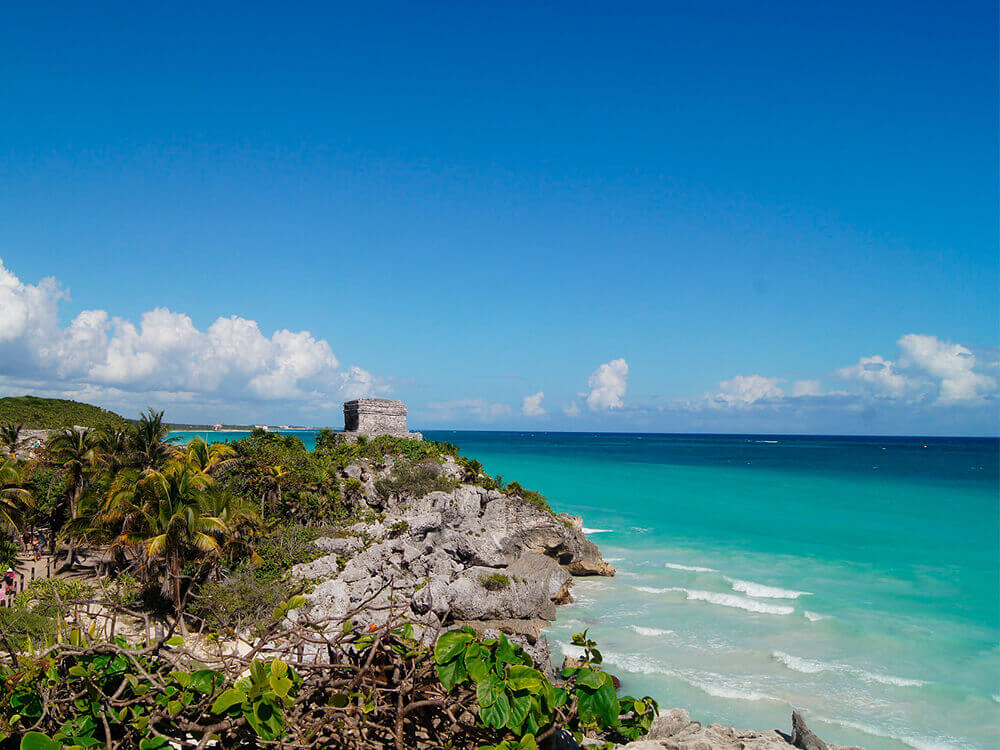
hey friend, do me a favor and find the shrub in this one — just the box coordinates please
[252,525,328,583]
[192,564,295,634]
[374,459,459,501]
[388,520,409,539]
[0,534,17,570]
[478,573,510,591]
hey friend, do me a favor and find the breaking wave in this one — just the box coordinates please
[582,528,612,534]
[628,625,674,637]
[665,562,717,572]
[772,651,926,687]
[816,716,963,750]
[629,585,794,615]
[803,611,826,622]
[727,578,811,599]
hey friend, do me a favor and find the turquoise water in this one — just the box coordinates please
[171,430,999,749]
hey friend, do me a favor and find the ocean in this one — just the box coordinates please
[170,429,999,749]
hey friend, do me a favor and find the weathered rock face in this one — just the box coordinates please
[291,455,613,642]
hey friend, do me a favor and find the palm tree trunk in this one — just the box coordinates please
[171,555,186,635]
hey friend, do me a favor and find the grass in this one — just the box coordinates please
[478,573,511,591]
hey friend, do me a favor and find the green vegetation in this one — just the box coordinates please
[0,395,132,430]
[479,573,511,591]
[0,400,656,749]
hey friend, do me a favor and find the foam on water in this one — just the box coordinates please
[582,528,612,534]
[629,625,674,637]
[665,562,717,572]
[803,611,826,622]
[727,578,811,599]
[816,716,965,750]
[773,651,926,687]
[631,585,796,614]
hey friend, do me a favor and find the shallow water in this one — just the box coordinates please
[170,429,1000,749]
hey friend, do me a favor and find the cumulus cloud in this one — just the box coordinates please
[897,334,995,403]
[835,354,909,394]
[563,401,582,417]
[709,375,784,408]
[791,379,822,397]
[0,257,386,412]
[586,358,628,410]
[522,391,545,416]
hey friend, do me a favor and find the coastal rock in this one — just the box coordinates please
[646,709,693,740]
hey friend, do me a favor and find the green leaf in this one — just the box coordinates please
[190,669,220,694]
[329,693,349,708]
[591,681,620,727]
[165,636,185,647]
[506,665,544,692]
[166,700,182,717]
[436,656,468,691]
[270,659,288,679]
[434,630,473,664]
[517,735,538,750]
[507,692,531,733]
[20,732,61,750]
[478,690,510,729]
[170,671,192,689]
[270,676,293,699]
[575,667,604,689]
[67,666,88,678]
[495,634,518,664]
[138,738,169,750]
[210,687,246,714]
[476,674,504,708]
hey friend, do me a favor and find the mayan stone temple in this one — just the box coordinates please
[341,398,422,441]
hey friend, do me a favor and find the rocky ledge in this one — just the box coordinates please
[291,454,612,651]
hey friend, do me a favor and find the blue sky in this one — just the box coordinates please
[1,1,997,434]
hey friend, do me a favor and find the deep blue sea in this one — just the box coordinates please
[171,430,1000,749]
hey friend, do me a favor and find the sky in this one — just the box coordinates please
[1,1,997,435]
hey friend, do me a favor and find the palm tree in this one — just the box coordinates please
[0,422,23,459]
[98,427,134,473]
[184,437,237,477]
[200,486,261,566]
[0,459,32,532]
[48,427,100,565]
[263,464,288,515]
[137,466,227,625]
[133,408,177,470]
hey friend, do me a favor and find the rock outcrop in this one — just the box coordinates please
[291,455,613,642]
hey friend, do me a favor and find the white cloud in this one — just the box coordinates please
[0,257,383,413]
[522,391,546,416]
[709,375,784,408]
[897,334,995,404]
[835,354,909,393]
[791,379,822,397]
[586,358,628,410]
[563,401,582,417]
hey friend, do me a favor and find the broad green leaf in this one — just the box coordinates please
[138,738,169,750]
[507,692,531,734]
[591,681,620,727]
[270,659,288,679]
[517,735,538,750]
[67,666,88,678]
[19,732,61,750]
[495,634,518,664]
[575,667,604,689]
[170,671,192,689]
[210,687,246,714]
[434,630,473,664]
[478,690,510,729]
[270,676,293,698]
[476,674,504,708]
[166,700,182,717]
[329,693,349,708]
[190,669,220,694]
[165,636,184,647]
[436,656,467,691]
[506,665,543,692]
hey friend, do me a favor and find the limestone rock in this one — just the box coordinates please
[646,708,693,740]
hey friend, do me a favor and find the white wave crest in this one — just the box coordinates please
[629,625,674,637]
[599,651,778,703]
[582,528,612,534]
[630,585,794,614]
[665,562,717,572]
[605,557,624,562]
[773,651,925,687]
[816,716,963,750]
[727,577,811,599]
[803,611,826,622]
[677,588,795,615]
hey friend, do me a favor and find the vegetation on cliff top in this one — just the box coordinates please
[0,396,132,431]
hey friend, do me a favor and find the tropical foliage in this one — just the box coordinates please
[0,395,131,430]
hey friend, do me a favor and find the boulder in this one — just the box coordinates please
[646,709,693,740]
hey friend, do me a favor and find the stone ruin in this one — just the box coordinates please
[341,399,422,442]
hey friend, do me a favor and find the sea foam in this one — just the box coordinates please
[727,577,811,599]
[816,716,962,750]
[773,651,925,687]
[631,585,795,615]
[628,625,674,637]
[665,562,717,572]
[582,528,612,534]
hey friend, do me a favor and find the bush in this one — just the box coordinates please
[192,565,295,634]
[15,578,92,614]
[374,459,459,501]
[0,605,56,650]
[478,573,510,591]
[252,525,328,583]
[0,534,17,570]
